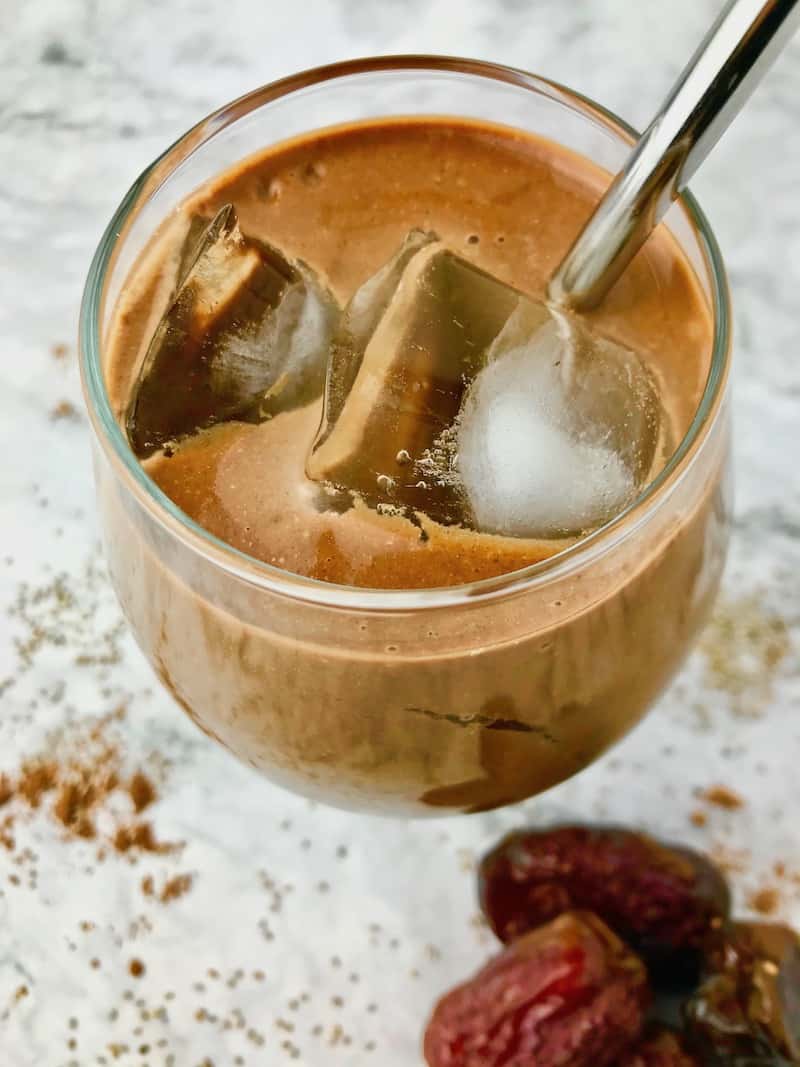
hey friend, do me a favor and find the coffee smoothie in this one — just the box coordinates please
[98,117,728,813]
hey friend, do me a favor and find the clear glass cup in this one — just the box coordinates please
[79,57,732,816]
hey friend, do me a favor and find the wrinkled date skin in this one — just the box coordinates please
[615,1027,701,1066]
[685,921,800,1065]
[423,911,650,1067]
[479,826,731,983]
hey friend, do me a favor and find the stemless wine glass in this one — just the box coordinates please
[79,57,732,816]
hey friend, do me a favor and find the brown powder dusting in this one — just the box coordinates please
[128,772,157,814]
[0,711,173,859]
[53,779,98,839]
[748,887,781,916]
[701,785,745,811]
[113,822,177,855]
[0,815,15,851]
[50,400,79,422]
[160,873,193,903]
[51,342,69,359]
[17,760,58,808]
[689,810,708,828]
[128,958,145,978]
[139,871,192,903]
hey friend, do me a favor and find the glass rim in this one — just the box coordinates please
[79,54,731,613]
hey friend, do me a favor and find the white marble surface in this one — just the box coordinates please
[1,1,799,1064]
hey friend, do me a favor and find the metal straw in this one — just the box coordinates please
[549,0,800,310]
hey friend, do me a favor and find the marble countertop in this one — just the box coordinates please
[1,1,799,1064]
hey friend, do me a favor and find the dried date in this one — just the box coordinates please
[616,1026,700,1066]
[479,826,730,984]
[424,911,649,1067]
[684,921,800,1065]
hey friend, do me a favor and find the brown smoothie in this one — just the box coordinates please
[98,117,729,813]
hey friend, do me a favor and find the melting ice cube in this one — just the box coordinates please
[456,302,661,538]
[307,230,520,524]
[126,204,338,457]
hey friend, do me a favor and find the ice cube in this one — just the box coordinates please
[456,302,661,538]
[126,204,339,457]
[307,230,520,524]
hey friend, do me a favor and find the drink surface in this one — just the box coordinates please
[107,117,713,590]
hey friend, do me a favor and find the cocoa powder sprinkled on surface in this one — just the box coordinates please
[748,886,781,916]
[53,778,99,839]
[160,873,193,902]
[113,822,178,855]
[700,785,745,811]
[129,771,156,813]
[0,711,172,855]
[49,400,80,422]
[17,760,58,807]
[128,959,146,979]
[0,815,15,851]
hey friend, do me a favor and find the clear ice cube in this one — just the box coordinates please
[456,303,661,538]
[126,204,339,457]
[307,230,520,525]
[308,231,663,539]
